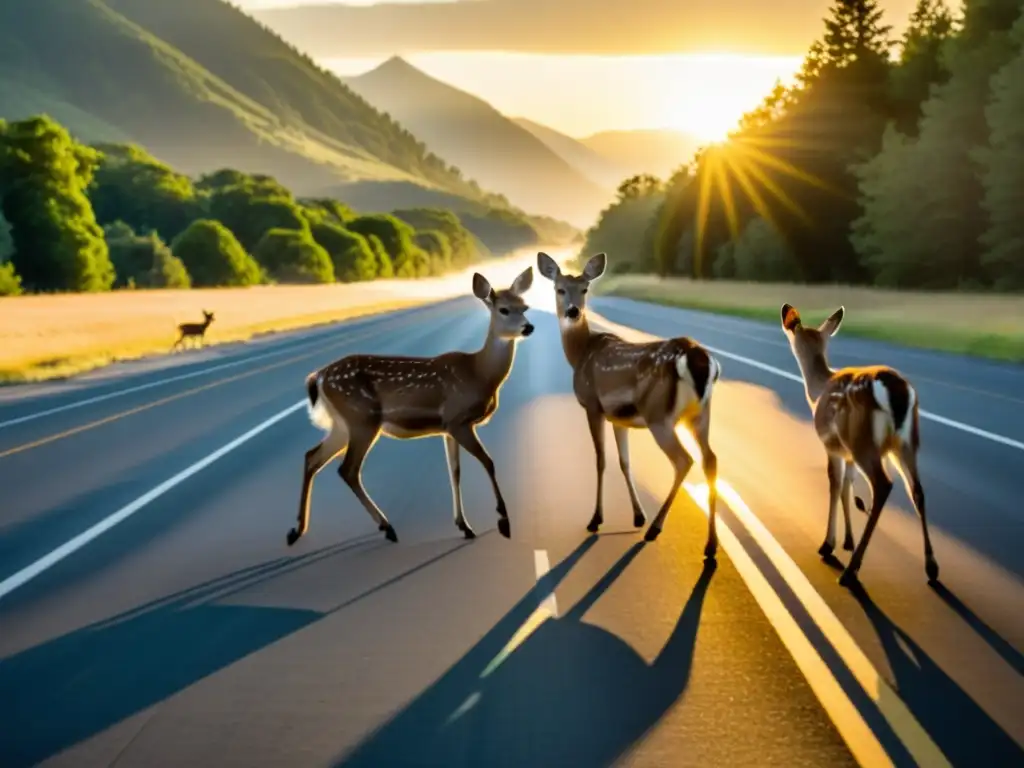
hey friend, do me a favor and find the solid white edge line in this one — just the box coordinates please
[0,401,306,603]
[589,310,1024,453]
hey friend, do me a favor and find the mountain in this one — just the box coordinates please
[579,129,701,180]
[512,117,629,189]
[343,57,614,228]
[0,0,542,221]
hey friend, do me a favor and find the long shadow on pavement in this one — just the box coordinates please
[336,538,717,768]
[0,535,474,768]
[850,584,1024,767]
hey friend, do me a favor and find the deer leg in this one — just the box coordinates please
[819,454,843,558]
[612,425,646,528]
[839,451,892,587]
[692,413,718,560]
[840,460,856,551]
[895,446,939,583]
[288,427,348,546]
[444,434,475,539]
[338,423,397,543]
[644,422,694,543]
[450,423,510,539]
[586,409,606,533]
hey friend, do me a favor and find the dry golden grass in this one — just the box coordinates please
[599,274,1024,362]
[0,282,442,383]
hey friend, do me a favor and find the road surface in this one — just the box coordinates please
[1,291,1021,767]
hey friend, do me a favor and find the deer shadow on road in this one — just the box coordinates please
[335,537,717,768]
[0,535,475,768]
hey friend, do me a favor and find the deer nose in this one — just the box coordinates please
[566,306,580,320]
[522,323,535,337]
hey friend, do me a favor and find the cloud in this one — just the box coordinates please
[251,0,915,59]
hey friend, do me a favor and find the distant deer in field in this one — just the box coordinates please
[780,303,938,587]
[289,267,535,546]
[173,310,215,350]
[537,252,722,557]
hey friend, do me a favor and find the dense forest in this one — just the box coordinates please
[581,0,1024,291]
[0,114,543,296]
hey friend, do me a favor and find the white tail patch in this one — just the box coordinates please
[870,379,893,446]
[675,351,717,407]
[307,377,334,432]
[899,385,916,443]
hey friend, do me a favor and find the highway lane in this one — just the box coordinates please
[592,296,1024,766]
[0,292,1020,766]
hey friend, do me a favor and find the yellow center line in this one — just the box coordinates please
[0,319,411,461]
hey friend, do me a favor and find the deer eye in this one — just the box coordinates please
[499,307,510,315]
[557,288,566,295]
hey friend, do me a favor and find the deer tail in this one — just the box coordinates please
[674,345,720,406]
[305,371,333,432]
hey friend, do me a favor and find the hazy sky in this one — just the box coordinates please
[239,0,918,139]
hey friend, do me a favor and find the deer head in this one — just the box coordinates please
[202,310,215,324]
[781,303,844,395]
[537,251,606,323]
[474,267,535,339]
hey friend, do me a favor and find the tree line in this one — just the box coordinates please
[0,114,519,296]
[582,0,1024,291]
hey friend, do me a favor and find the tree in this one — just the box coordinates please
[714,218,801,281]
[366,235,394,279]
[413,230,452,275]
[171,219,262,287]
[107,228,191,289]
[206,186,308,252]
[978,12,1024,288]
[0,262,22,296]
[253,228,335,284]
[310,222,379,281]
[0,213,12,261]
[345,214,421,276]
[393,208,479,267]
[0,116,114,292]
[89,143,202,242]
[890,0,956,135]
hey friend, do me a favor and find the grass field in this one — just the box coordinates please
[598,275,1024,362]
[0,283,440,384]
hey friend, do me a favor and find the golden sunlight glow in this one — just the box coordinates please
[659,54,803,143]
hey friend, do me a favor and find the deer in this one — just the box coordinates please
[780,303,939,587]
[173,310,215,350]
[537,251,721,558]
[288,267,535,547]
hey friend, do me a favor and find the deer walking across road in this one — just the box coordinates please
[173,310,215,350]
[289,267,535,547]
[537,252,721,557]
[780,303,939,587]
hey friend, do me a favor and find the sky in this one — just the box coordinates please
[240,0,918,141]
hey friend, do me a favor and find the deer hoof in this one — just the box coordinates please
[497,517,511,539]
[286,528,301,547]
[818,541,835,558]
[842,536,855,552]
[461,526,477,540]
[704,539,718,560]
[643,526,662,542]
[586,518,602,534]
[632,511,647,528]
[925,559,940,583]
[381,524,398,543]
[838,568,859,588]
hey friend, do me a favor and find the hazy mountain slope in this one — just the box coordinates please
[512,117,629,188]
[344,57,613,227]
[579,129,700,180]
[0,0,490,207]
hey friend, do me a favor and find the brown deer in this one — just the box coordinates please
[173,310,215,350]
[537,252,721,557]
[780,303,939,587]
[288,267,535,547]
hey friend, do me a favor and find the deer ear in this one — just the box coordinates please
[537,252,560,280]
[583,252,607,281]
[820,306,844,337]
[781,303,801,331]
[472,272,494,303]
[510,266,533,296]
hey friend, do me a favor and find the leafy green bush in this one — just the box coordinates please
[253,228,335,284]
[171,219,262,287]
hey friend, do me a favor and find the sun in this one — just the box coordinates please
[661,53,802,143]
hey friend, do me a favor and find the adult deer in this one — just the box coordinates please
[780,303,938,587]
[173,310,215,350]
[289,267,535,546]
[537,252,721,557]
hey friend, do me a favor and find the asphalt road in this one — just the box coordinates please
[1,292,1021,768]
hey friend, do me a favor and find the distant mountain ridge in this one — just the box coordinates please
[511,117,629,189]
[579,129,701,180]
[343,57,614,228]
[0,0,569,229]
